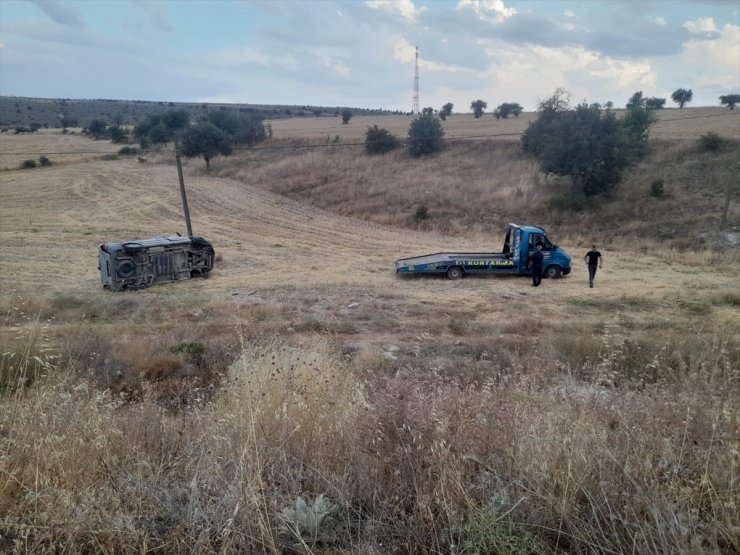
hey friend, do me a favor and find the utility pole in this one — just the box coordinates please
[174,142,193,237]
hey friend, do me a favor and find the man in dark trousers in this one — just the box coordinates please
[530,242,544,286]
[585,245,603,287]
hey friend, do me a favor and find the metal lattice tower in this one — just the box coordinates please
[412,46,419,115]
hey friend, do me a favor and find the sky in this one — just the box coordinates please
[0,0,738,112]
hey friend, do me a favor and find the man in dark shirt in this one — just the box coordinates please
[584,246,603,288]
[530,242,544,286]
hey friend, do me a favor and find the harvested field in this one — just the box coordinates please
[267,107,740,142]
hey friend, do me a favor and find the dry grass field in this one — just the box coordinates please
[1,113,738,553]
[266,107,740,142]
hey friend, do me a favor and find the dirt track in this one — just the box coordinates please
[2,152,737,345]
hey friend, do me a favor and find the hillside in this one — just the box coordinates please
[0,95,396,129]
[0,116,738,553]
[215,110,740,254]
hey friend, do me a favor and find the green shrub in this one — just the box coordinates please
[549,191,587,211]
[21,159,37,169]
[118,146,139,156]
[415,205,428,220]
[698,131,724,152]
[460,500,545,555]
[170,341,206,360]
[408,113,445,157]
[365,125,399,154]
[38,155,51,167]
[650,179,664,197]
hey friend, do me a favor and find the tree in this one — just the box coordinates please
[538,87,570,115]
[439,102,454,121]
[109,125,126,144]
[522,90,654,197]
[60,116,77,132]
[626,91,645,109]
[719,94,740,110]
[365,125,399,155]
[162,109,189,131]
[134,109,190,148]
[207,111,265,145]
[408,113,445,157]
[178,122,232,171]
[470,99,487,119]
[421,107,435,115]
[671,88,693,108]
[645,97,666,110]
[86,119,107,139]
[494,102,523,119]
[341,109,353,124]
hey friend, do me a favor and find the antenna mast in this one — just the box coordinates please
[412,46,419,115]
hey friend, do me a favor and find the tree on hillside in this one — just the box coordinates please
[408,113,445,157]
[109,125,126,144]
[645,97,666,110]
[365,125,399,155]
[341,109,353,124]
[134,109,190,148]
[671,88,693,108]
[522,89,654,197]
[439,102,454,121]
[470,99,487,119]
[178,121,232,171]
[86,119,107,139]
[494,102,523,119]
[60,116,77,133]
[162,109,189,131]
[626,91,645,109]
[719,94,740,110]
[422,107,435,115]
[207,110,265,144]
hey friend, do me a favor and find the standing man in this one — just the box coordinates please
[531,242,544,287]
[584,245,603,288]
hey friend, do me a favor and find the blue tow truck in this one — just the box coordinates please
[395,223,571,280]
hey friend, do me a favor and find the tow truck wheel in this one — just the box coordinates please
[446,266,463,280]
[545,265,562,279]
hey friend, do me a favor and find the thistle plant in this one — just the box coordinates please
[278,494,337,545]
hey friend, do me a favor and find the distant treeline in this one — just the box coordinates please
[0,96,405,129]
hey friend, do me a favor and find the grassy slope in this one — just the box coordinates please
[215,110,740,254]
[0,115,738,553]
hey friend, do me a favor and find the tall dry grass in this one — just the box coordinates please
[2,325,737,553]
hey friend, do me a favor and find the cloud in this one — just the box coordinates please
[366,0,426,23]
[654,17,666,26]
[678,23,740,88]
[208,45,300,71]
[318,55,352,76]
[131,0,174,33]
[683,17,717,34]
[28,0,85,29]
[458,0,517,24]
[393,38,470,73]
[476,38,657,107]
